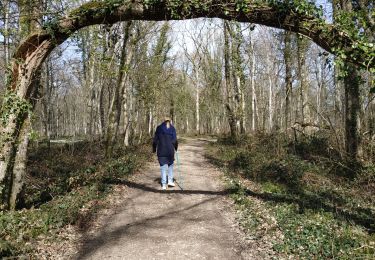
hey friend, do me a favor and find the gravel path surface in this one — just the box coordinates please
[74,139,251,260]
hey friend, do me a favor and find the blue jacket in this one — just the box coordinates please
[152,122,178,158]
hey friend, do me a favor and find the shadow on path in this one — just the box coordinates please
[76,139,237,259]
[77,196,221,259]
[104,179,230,196]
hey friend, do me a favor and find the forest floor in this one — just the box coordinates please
[33,136,374,259]
[44,138,280,259]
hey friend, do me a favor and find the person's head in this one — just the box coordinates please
[164,116,171,127]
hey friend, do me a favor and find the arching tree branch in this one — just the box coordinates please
[14,0,374,72]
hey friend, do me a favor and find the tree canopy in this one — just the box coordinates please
[14,0,374,73]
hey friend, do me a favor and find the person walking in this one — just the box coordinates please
[152,117,178,190]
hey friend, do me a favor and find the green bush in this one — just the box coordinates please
[230,150,254,173]
[260,156,307,188]
[291,135,332,159]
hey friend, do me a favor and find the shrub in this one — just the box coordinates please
[260,156,307,189]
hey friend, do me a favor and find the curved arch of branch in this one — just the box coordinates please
[14,0,373,72]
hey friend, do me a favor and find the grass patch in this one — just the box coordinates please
[0,141,152,258]
[226,177,275,236]
[206,134,375,259]
[272,203,370,258]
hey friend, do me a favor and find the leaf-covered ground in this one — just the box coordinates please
[9,138,285,259]
[0,141,152,258]
[2,136,374,259]
[205,134,375,259]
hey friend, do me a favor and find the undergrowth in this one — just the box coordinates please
[206,133,375,259]
[0,141,151,258]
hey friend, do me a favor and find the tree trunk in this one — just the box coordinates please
[87,55,96,138]
[369,97,375,140]
[268,73,273,132]
[231,23,246,134]
[98,83,105,138]
[0,42,49,208]
[195,67,200,134]
[3,0,10,73]
[9,117,30,209]
[106,22,132,156]
[333,0,363,168]
[3,0,44,210]
[297,37,310,125]
[123,82,133,147]
[284,31,292,131]
[223,21,237,137]
[148,108,153,137]
[250,42,257,132]
[41,58,52,140]
[344,64,361,164]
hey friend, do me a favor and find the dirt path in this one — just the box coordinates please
[74,139,255,260]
